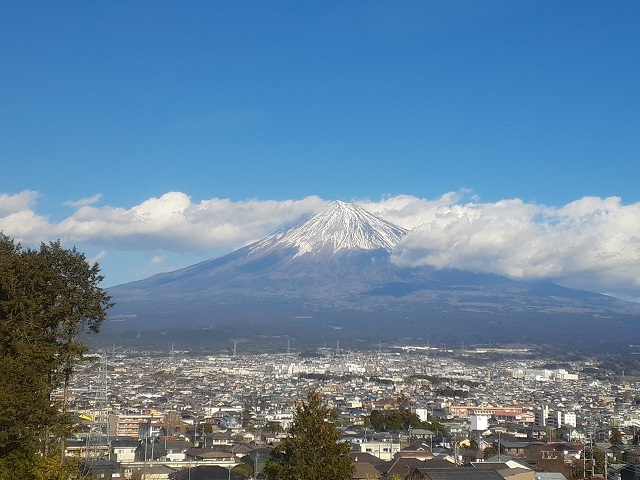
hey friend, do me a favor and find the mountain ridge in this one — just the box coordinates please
[103,201,640,351]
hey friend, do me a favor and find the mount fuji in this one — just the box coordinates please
[104,201,640,351]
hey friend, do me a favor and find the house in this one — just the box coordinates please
[379,457,429,478]
[234,431,255,444]
[621,447,640,463]
[471,436,494,452]
[169,465,249,480]
[353,461,382,479]
[523,441,551,461]
[410,428,437,440]
[397,441,435,461]
[66,437,110,459]
[111,437,140,463]
[160,437,192,461]
[229,443,254,456]
[461,448,485,464]
[349,452,386,466]
[184,448,236,464]
[209,432,235,446]
[261,431,279,445]
[79,460,124,479]
[135,439,166,462]
[219,416,241,430]
[617,463,640,480]
[534,473,569,480]
[550,442,582,462]
[500,439,532,457]
[408,467,505,480]
[351,439,401,460]
[65,438,89,458]
[500,468,535,480]
[472,459,532,471]
[129,464,176,480]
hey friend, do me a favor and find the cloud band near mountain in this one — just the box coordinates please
[1,190,639,300]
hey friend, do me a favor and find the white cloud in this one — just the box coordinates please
[378,193,640,300]
[0,190,52,242]
[359,191,470,229]
[0,190,39,216]
[88,250,107,264]
[64,194,103,208]
[1,190,328,253]
[2,189,640,299]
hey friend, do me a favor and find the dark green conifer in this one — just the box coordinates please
[263,391,353,480]
[0,235,112,477]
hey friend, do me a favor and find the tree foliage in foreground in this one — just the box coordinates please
[263,391,353,480]
[0,235,112,478]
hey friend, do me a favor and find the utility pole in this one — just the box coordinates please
[86,351,109,460]
[254,452,260,478]
[454,437,459,466]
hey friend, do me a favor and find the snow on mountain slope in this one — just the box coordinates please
[104,201,640,351]
[250,200,408,257]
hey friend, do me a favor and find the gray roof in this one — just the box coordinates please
[415,468,504,480]
[412,429,437,435]
[534,473,568,480]
[111,437,140,448]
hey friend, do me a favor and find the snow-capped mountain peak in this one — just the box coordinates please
[254,201,408,256]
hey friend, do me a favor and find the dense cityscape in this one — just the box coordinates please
[63,344,640,479]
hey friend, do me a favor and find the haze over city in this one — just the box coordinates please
[1,1,639,301]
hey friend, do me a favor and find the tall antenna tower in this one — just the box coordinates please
[582,423,595,478]
[86,351,109,459]
[233,340,237,357]
[587,427,595,478]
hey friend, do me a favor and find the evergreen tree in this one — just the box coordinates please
[263,391,353,480]
[483,446,498,458]
[0,235,112,477]
[610,427,623,444]
[368,408,445,435]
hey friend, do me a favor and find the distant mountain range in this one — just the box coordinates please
[103,201,640,352]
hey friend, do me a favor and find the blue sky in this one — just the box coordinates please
[1,1,640,298]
